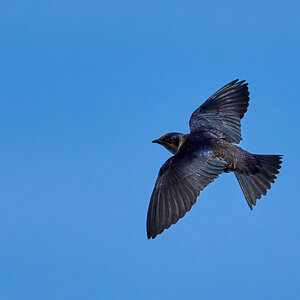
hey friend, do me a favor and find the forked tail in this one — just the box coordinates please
[235,155,283,209]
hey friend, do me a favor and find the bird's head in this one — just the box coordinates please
[152,132,185,154]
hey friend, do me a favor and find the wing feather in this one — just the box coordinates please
[189,80,250,143]
[147,154,227,239]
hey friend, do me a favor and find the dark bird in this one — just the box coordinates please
[147,80,282,239]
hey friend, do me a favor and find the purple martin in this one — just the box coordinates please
[147,80,282,239]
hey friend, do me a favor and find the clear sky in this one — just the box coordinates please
[0,1,299,299]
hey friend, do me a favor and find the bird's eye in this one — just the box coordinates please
[169,137,174,142]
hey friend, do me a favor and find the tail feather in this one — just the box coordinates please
[235,154,283,209]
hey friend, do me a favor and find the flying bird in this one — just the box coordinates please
[147,80,282,239]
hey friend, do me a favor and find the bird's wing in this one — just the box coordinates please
[189,80,249,143]
[147,153,227,239]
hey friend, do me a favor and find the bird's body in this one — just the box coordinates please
[148,80,282,239]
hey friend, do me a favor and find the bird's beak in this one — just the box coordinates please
[152,139,160,144]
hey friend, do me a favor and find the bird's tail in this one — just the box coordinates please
[235,155,283,209]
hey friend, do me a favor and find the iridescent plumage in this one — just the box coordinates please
[147,80,282,239]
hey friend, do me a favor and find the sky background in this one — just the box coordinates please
[0,1,299,299]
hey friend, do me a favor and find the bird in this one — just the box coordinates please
[147,79,282,239]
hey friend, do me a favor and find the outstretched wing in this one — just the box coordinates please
[147,153,227,239]
[189,79,250,143]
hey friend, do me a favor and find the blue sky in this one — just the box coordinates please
[0,1,299,299]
